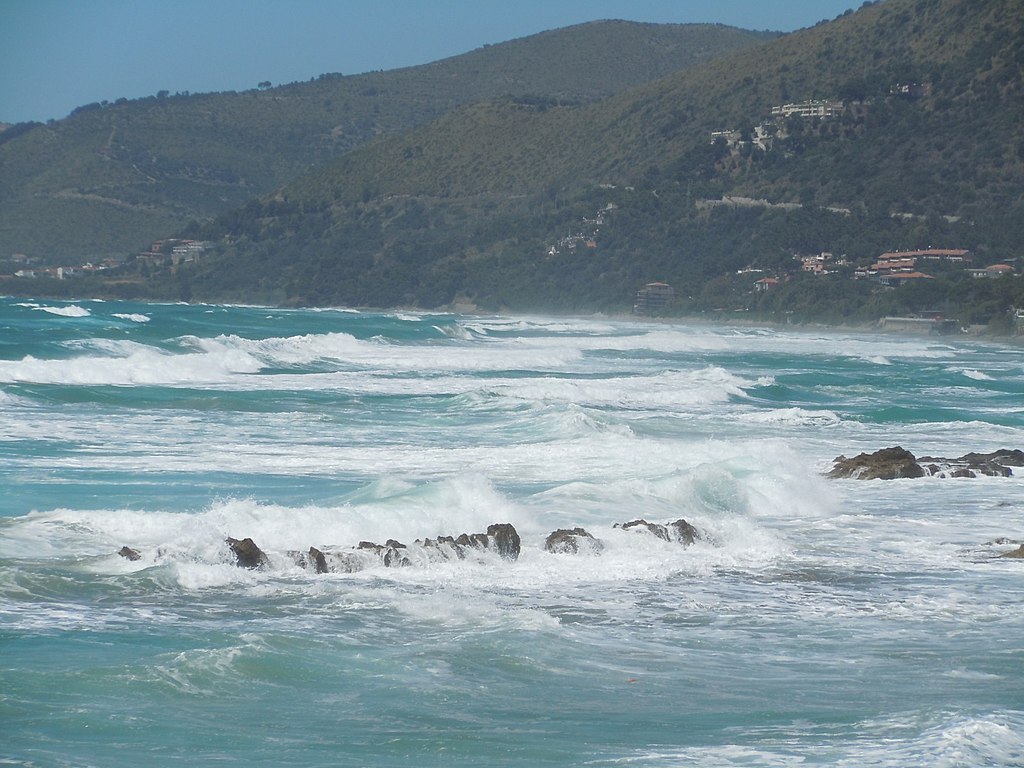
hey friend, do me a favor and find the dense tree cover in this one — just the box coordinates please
[0,22,770,260]
[6,0,1024,334]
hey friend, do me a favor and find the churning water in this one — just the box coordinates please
[1,297,1022,766]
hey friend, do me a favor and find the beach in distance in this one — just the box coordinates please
[2,296,1023,766]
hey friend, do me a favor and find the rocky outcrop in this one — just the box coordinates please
[226,536,269,569]
[483,523,521,560]
[827,447,926,479]
[544,527,604,554]
[122,517,705,572]
[827,447,1023,479]
[307,546,329,574]
[615,518,699,545]
[544,518,700,555]
[283,522,523,574]
[919,449,1024,478]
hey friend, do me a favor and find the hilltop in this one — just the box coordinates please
[0,21,771,260]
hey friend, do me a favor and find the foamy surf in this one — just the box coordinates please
[3,297,1023,767]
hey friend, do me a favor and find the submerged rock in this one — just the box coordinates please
[668,518,700,546]
[118,546,142,561]
[358,539,411,568]
[543,518,701,555]
[281,522,525,575]
[544,527,603,555]
[615,518,700,546]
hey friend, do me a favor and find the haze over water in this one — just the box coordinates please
[2,297,1023,766]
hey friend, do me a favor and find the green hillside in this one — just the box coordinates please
[8,0,1024,329]
[0,21,771,260]
[124,0,1020,327]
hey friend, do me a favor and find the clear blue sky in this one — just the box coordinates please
[0,0,859,124]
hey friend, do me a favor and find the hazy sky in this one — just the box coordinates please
[1,0,859,124]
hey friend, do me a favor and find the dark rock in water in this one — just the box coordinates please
[226,537,269,569]
[614,518,700,546]
[419,535,466,560]
[357,539,411,568]
[487,523,521,560]
[308,546,329,574]
[668,518,700,546]
[827,446,926,480]
[617,519,672,540]
[999,544,1024,559]
[959,449,1024,467]
[918,451,1014,477]
[264,523,523,575]
[545,527,603,555]
[118,546,142,561]
[830,446,1024,479]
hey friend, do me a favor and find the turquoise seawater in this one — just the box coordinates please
[2,296,1023,766]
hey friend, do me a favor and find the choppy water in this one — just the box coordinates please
[2,297,1023,767]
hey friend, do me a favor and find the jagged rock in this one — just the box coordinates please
[358,539,411,568]
[544,527,603,554]
[617,519,672,540]
[960,449,1024,467]
[829,446,1023,479]
[668,518,700,545]
[919,449,1022,477]
[226,537,269,569]
[486,523,521,560]
[234,523,521,574]
[118,546,141,561]
[999,544,1024,559]
[827,447,926,480]
[419,535,467,560]
[614,518,700,546]
[308,546,329,574]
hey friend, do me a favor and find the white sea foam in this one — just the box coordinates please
[112,312,150,323]
[740,407,843,427]
[0,339,263,385]
[4,300,1024,765]
[34,304,91,317]
[957,368,994,380]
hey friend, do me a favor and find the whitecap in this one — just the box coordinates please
[958,368,994,381]
[0,338,263,386]
[35,304,91,317]
[112,312,151,323]
[740,408,843,427]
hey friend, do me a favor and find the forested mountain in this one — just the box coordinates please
[131,0,1017,325]
[7,0,1024,329]
[0,21,772,260]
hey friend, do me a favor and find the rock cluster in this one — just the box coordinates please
[827,446,1024,479]
[117,518,702,571]
[615,518,699,545]
[543,518,700,554]
[283,523,521,574]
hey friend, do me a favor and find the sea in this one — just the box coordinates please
[1,295,1023,767]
